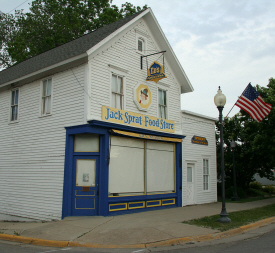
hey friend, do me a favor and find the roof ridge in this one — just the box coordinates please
[0,9,146,85]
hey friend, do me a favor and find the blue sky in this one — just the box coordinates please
[1,0,275,118]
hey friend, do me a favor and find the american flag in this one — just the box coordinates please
[235,83,272,122]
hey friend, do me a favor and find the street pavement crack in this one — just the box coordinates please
[153,226,176,239]
[76,217,115,239]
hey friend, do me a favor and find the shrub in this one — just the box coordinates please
[249,182,263,190]
[263,185,275,194]
[246,188,265,197]
[225,186,246,199]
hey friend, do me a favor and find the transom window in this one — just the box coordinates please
[203,159,209,190]
[42,78,52,115]
[11,89,19,121]
[158,89,167,119]
[111,74,124,109]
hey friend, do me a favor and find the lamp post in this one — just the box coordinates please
[230,140,240,201]
[214,86,231,223]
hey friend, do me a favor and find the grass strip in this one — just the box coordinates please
[218,196,275,203]
[183,203,275,232]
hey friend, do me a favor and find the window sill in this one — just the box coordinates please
[136,50,145,56]
[9,120,19,125]
[39,114,52,118]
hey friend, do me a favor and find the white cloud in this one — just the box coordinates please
[3,0,274,118]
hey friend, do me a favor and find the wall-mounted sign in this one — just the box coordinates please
[134,83,152,111]
[146,61,167,83]
[102,106,175,133]
[191,136,208,145]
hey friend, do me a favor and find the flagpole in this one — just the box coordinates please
[226,82,251,118]
[225,102,237,118]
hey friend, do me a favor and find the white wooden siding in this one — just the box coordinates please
[88,19,182,134]
[181,112,217,206]
[0,65,86,220]
[0,18,188,220]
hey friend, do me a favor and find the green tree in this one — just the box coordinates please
[216,78,275,190]
[0,11,21,68]
[1,0,147,67]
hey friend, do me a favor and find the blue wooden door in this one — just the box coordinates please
[71,156,99,216]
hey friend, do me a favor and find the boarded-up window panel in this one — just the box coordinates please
[109,136,144,194]
[76,159,96,187]
[146,141,174,193]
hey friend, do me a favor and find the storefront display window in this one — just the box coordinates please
[108,136,175,196]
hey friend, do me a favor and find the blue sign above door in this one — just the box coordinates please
[146,61,167,83]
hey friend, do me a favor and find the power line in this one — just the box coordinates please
[71,68,91,100]
[8,0,30,14]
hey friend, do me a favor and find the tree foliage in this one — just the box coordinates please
[0,0,147,68]
[216,78,275,189]
[0,11,23,68]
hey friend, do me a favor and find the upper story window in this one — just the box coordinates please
[42,78,52,115]
[135,30,147,54]
[111,74,124,110]
[158,88,167,119]
[203,159,209,191]
[138,38,144,53]
[10,89,19,122]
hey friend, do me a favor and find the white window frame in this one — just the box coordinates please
[203,158,210,191]
[137,37,146,54]
[110,70,126,110]
[158,88,168,119]
[10,88,19,122]
[135,30,147,55]
[41,78,53,116]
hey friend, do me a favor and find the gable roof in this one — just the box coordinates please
[0,8,193,93]
[0,10,144,87]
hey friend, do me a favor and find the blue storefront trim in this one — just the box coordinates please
[62,121,185,218]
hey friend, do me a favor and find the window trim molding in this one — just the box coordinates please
[157,81,171,88]
[108,64,128,74]
[157,88,168,119]
[40,77,53,117]
[109,69,126,110]
[135,30,147,55]
[9,87,20,123]
[202,158,210,192]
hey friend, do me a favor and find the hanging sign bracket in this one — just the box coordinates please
[141,51,166,69]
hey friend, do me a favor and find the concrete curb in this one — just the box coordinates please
[1,217,275,249]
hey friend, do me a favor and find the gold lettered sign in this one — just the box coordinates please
[146,61,167,83]
[102,106,175,133]
[191,136,208,145]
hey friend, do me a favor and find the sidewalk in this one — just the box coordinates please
[1,198,275,248]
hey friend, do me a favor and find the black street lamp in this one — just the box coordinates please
[214,86,231,223]
[230,140,240,201]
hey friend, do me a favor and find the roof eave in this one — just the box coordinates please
[182,110,217,122]
[143,9,194,94]
[86,8,193,94]
[0,53,88,88]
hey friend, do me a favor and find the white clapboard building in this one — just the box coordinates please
[182,110,217,206]
[0,8,217,220]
